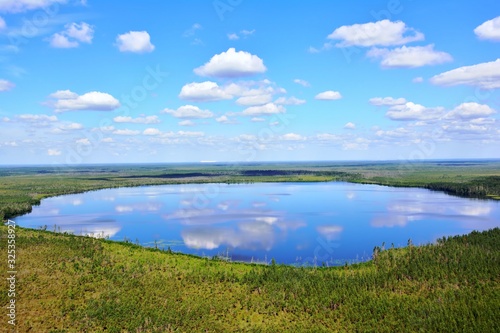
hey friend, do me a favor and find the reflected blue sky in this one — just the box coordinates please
[15,182,500,265]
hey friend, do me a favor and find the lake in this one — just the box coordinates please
[14,182,500,265]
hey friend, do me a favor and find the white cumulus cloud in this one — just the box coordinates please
[215,115,235,124]
[113,129,140,136]
[113,115,160,124]
[315,90,342,100]
[293,79,310,87]
[49,22,94,48]
[116,31,155,53]
[275,96,306,105]
[281,133,305,141]
[367,44,452,68]
[241,103,285,116]
[236,94,272,106]
[386,102,444,121]
[369,97,407,106]
[162,105,214,119]
[474,16,500,41]
[430,59,500,89]
[179,120,195,126]
[48,90,120,112]
[143,128,161,136]
[18,114,57,122]
[344,122,356,129]
[178,81,232,102]
[445,102,495,120]
[327,20,424,47]
[194,48,267,78]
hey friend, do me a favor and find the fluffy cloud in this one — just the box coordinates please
[51,122,84,133]
[251,117,265,122]
[0,17,6,30]
[344,122,356,129]
[445,102,495,120]
[315,90,342,100]
[281,133,305,141]
[178,81,232,102]
[48,90,120,112]
[442,123,488,134]
[316,133,341,141]
[0,0,64,13]
[194,48,267,78]
[327,20,424,47]
[215,115,235,124]
[143,128,161,136]
[275,96,306,105]
[375,127,409,138]
[116,31,155,53]
[113,115,160,124]
[18,114,58,122]
[179,120,195,126]
[47,149,62,156]
[75,138,90,145]
[293,79,310,87]
[367,45,452,68]
[236,94,272,106]
[49,22,94,48]
[241,103,285,116]
[0,79,14,92]
[162,105,214,118]
[113,129,140,135]
[474,16,500,41]
[227,29,255,41]
[179,80,285,103]
[385,102,444,121]
[412,77,424,83]
[430,59,500,89]
[369,97,407,106]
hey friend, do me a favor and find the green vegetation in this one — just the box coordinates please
[1,226,498,332]
[1,160,500,220]
[1,161,499,331]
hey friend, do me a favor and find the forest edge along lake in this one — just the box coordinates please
[14,180,500,265]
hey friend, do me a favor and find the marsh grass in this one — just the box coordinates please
[1,226,498,332]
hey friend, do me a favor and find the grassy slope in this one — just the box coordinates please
[0,226,498,332]
[1,161,500,220]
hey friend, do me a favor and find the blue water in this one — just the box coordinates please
[14,182,500,265]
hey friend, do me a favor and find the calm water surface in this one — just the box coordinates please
[15,182,500,265]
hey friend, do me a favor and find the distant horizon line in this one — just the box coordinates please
[1,158,500,168]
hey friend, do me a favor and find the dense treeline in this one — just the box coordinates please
[1,226,498,332]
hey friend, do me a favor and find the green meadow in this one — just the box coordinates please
[1,161,499,332]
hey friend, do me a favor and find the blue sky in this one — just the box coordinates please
[0,0,499,164]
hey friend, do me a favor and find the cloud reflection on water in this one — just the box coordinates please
[372,196,496,229]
